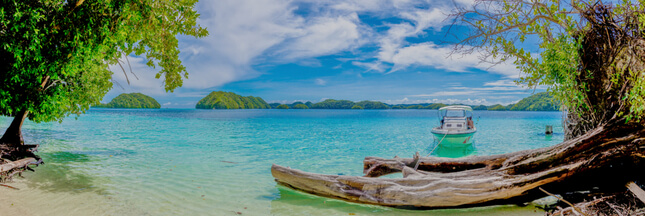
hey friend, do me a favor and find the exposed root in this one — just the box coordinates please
[549,191,645,216]
[0,144,42,182]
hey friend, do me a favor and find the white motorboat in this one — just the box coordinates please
[431,105,476,147]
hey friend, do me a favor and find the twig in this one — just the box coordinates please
[539,187,590,216]
[0,184,19,190]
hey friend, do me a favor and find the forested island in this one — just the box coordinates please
[93,93,161,109]
[97,91,559,111]
[264,92,559,111]
[196,91,270,109]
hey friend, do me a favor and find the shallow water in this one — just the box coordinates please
[0,109,563,215]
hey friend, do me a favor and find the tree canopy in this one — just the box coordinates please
[487,104,507,111]
[94,93,160,109]
[0,0,207,123]
[452,0,645,138]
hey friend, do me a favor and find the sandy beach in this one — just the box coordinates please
[0,174,147,216]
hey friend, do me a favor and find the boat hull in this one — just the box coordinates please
[431,131,475,147]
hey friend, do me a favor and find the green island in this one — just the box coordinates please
[261,92,560,111]
[93,93,161,109]
[196,91,270,109]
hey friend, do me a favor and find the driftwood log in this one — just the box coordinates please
[272,119,645,208]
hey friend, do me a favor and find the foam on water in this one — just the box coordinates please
[0,109,562,215]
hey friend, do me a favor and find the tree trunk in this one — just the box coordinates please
[272,118,645,208]
[0,110,28,146]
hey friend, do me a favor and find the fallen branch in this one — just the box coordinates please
[627,181,645,204]
[0,157,37,173]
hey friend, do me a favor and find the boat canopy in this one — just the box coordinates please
[438,105,473,111]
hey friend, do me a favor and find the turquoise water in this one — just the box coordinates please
[1,109,563,215]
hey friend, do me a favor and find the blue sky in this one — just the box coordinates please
[103,0,542,108]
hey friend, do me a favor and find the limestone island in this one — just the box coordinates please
[196,91,270,109]
[93,93,161,109]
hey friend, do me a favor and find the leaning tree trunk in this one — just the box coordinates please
[0,110,41,181]
[0,110,28,146]
[272,118,645,208]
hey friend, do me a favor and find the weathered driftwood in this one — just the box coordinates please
[627,182,645,205]
[272,119,645,208]
[0,158,37,173]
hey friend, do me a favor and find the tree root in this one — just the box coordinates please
[0,144,42,182]
[549,191,645,216]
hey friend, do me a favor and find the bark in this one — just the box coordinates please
[0,110,28,146]
[0,158,37,173]
[272,118,645,208]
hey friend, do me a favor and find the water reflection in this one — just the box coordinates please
[431,144,477,158]
[270,185,543,216]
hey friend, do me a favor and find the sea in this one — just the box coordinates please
[0,109,564,215]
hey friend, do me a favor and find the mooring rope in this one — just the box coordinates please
[414,131,448,170]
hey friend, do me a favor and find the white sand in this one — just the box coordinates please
[0,177,146,216]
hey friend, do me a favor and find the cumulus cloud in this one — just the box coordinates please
[383,42,521,77]
[276,13,366,60]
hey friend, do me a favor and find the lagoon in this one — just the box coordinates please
[0,109,563,215]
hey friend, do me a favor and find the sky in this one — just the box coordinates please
[103,0,544,108]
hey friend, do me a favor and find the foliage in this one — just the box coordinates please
[276,104,289,109]
[355,101,389,109]
[452,0,645,138]
[289,102,304,108]
[0,0,207,123]
[351,105,363,109]
[487,104,506,111]
[510,92,560,111]
[472,105,488,110]
[292,104,309,109]
[391,105,404,109]
[405,105,424,109]
[269,103,281,109]
[196,91,270,109]
[310,99,355,109]
[425,103,447,110]
[94,93,160,109]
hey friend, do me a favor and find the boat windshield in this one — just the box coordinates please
[445,110,466,117]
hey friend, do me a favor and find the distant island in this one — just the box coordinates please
[97,91,560,111]
[93,93,161,109]
[267,92,560,111]
[191,91,559,111]
[196,91,270,109]
[509,92,560,111]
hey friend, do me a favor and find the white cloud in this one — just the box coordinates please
[352,61,387,72]
[382,98,493,105]
[315,78,327,86]
[383,42,520,77]
[411,91,478,97]
[277,13,365,59]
